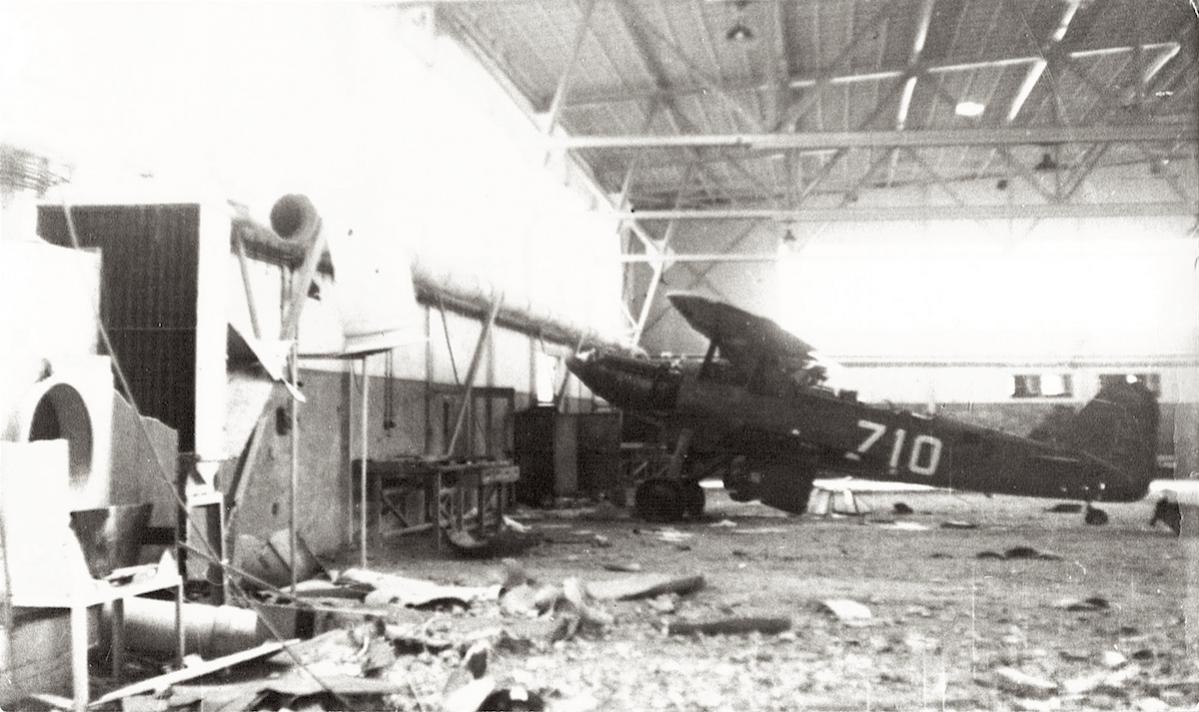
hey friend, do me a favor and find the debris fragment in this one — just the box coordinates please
[442,641,496,712]
[1004,546,1062,561]
[1012,698,1062,712]
[1046,503,1082,513]
[498,558,531,590]
[1059,649,1092,662]
[1101,663,1142,690]
[993,667,1058,697]
[1051,596,1109,612]
[941,520,978,530]
[978,546,1062,561]
[480,686,548,712]
[819,599,873,626]
[91,641,291,706]
[1101,650,1128,669]
[710,519,738,528]
[650,528,693,544]
[601,560,643,573]
[665,616,791,636]
[646,594,678,614]
[883,521,930,531]
[587,573,705,601]
[340,568,499,608]
[892,502,913,515]
[503,515,532,533]
[1133,698,1169,712]
[1060,670,1108,695]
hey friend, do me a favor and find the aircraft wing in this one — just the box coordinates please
[667,292,816,371]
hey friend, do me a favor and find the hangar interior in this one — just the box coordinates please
[0,0,1197,710]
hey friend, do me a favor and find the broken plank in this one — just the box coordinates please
[90,640,293,707]
[665,617,791,636]
[586,574,705,601]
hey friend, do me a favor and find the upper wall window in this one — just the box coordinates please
[1099,373,1161,396]
[1013,373,1073,398]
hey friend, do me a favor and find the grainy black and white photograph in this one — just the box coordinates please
[1,0,1197,710]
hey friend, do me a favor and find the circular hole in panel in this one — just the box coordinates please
[27,383,94,485]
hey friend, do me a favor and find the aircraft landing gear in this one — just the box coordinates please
[1084,505,1109,526]
[635,479,684,522]
[633,478,705,522]
[681,480,705,519]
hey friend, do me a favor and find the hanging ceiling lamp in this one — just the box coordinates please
[725,0,755,42]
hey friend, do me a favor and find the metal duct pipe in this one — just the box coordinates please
[269,194,321,243]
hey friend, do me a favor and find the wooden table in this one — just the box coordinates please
[353,458,519,549]
[13,569,184,712]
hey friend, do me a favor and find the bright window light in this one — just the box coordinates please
[955,101,986,118]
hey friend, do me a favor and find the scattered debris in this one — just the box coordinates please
[1101,650,1128,669]
[1012,697,1062,712]
[992,667,1058,697]
[1046,503,1083,513]
[649,528,694,544]
[646,594,678,614]
[561,577,613,627]
[499,582,560,618]
[1004,546,1063,561]
[587,573,705,601]
[941,520,978,530]
[892,502,914,515]
[600,560,643,573]
[1134,698,1169,712]
[1061,669,1109,695]
[819,599,873,626]
[730,527,791,535]
[443,641,497,712]
[882,521,930,531]
[1059,649,1092,662]
[340,568,499,608]
[709,519,738,528]
[1051,595,1109,612]
[447,526,540,558]
[268,529,327,582]
[503,515,532,533]
[1101,663,1142,690]
[977,546,1062,561]
[665,616,791,636]
[91,641,291,706]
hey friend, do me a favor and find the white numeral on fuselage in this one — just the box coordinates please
[856,420,943,476]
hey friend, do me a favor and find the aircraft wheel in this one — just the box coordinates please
[1085,506,1109,526]
[635,479,684,522]
[759,474,815,516]
[680,480,706,519]
[1150,498,1182,535]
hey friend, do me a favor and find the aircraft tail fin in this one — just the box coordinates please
[1060,381,1159,497]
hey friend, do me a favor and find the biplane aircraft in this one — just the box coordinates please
[568,293,1160,524]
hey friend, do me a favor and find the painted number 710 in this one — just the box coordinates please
[856,420,943,476]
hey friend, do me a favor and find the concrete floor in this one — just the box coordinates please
[344,488,1196,711]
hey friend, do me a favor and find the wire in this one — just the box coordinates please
[56,201,353,708]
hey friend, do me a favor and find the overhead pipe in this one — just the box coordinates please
[231,208,630,354]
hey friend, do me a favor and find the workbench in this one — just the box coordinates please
[352,457,519,549]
